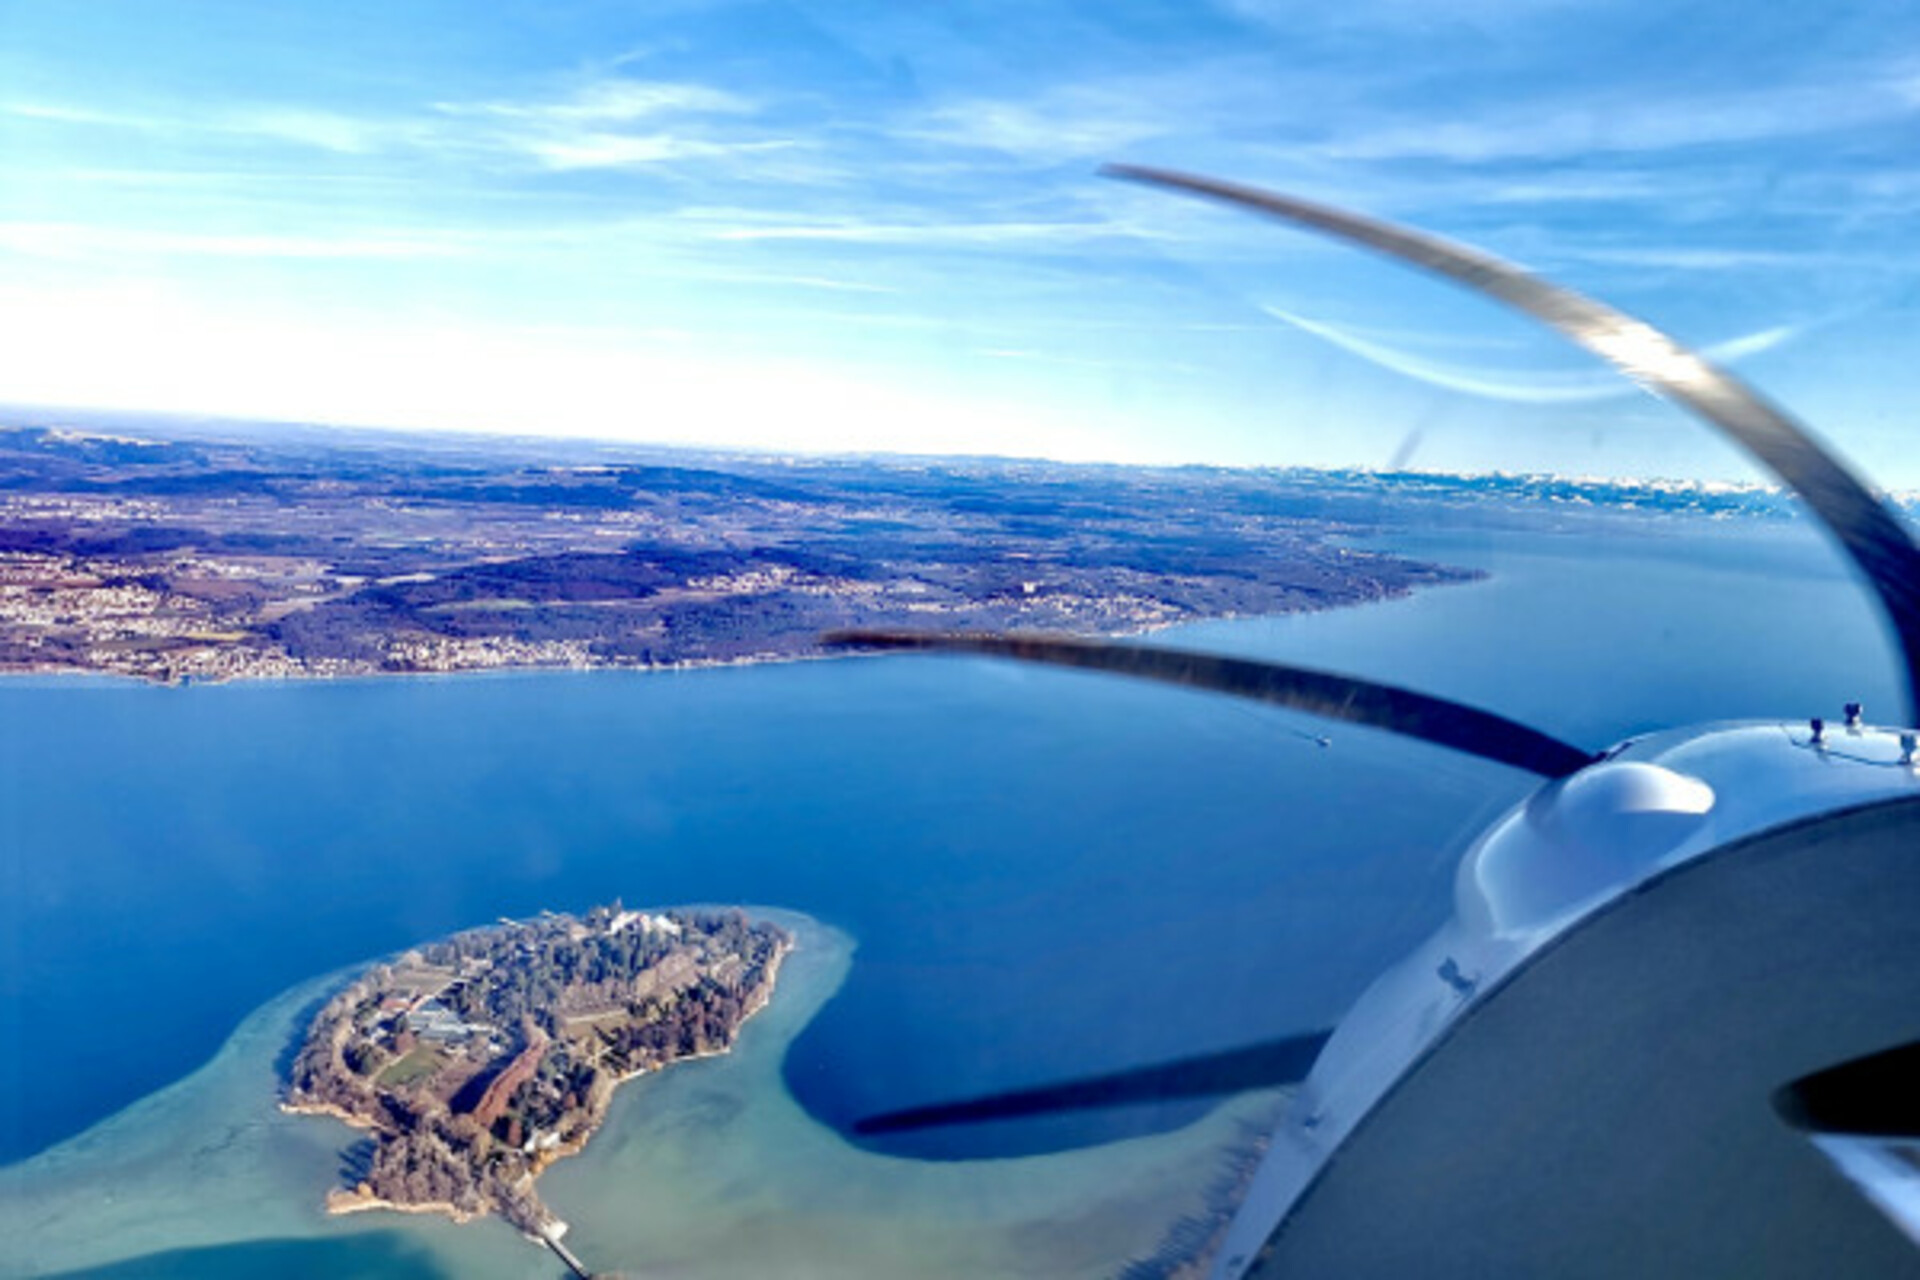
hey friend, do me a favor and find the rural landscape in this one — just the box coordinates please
[0,412,1807,686]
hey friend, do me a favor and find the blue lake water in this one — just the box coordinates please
[0,509,1902,1276]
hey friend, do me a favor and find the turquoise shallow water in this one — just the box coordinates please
[0,511,1901,1276]
[5,912,1275,1279]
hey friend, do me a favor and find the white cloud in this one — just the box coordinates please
[1320,73,1920,163]
[2,101,130,126]
[231,108,385,153]
[7,76,765,171]
[1565,245,1850,272]
[439,78,754,125]
[908,95,1165,162]
[894,56,1359,169]
[425,76,800,173]
[522,132,792,171]
[704,217,1134,247]
[0,220,460,261]
[1476,172,1673,205]
[5,96,417,154]
[693,270,900,295]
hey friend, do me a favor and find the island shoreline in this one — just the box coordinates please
[281,905,793,1241]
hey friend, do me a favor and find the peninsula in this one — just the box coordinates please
[283,904,790,1239]
[0,415,1479,683]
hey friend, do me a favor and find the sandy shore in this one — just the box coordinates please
[323,1188,484,1223]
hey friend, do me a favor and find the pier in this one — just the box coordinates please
[538,1225,594,1279]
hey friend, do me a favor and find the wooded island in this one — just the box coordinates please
[283,904,790,1238]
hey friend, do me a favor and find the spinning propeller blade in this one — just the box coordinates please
[1103,163,1920,726]
[839,168,1920,1133]
[824,630,1596,779]
[856,1030,1333,1134]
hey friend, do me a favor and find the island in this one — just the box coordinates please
[283,904,790,1245]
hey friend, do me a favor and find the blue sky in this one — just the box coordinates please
[3,0,1918,482]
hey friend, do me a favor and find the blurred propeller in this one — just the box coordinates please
[1104,163,1920,727]
[832,166,1920,1136]
[824,630,1596,778]
[856,1030,1333,1134]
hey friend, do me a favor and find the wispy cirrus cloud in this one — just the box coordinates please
[0,220,463,261]
[438,79,755,124]
[1564,245,1865,272]
[895,55,1381,168]
[696,270,900,295]
[520,132,795,171]
[8,75,790,174]
[1317,71,1920,163]
[905,93,1168,163]
[4,97,402,153]
[3,101,130,126]
[233,107,399,153]
[1474,171,1675,205]
[703,216,1138,247]
[445,78,816,175]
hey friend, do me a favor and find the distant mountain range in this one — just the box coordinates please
[9,402,1901,520]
